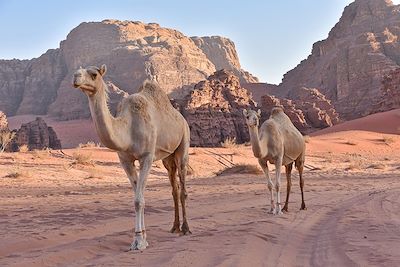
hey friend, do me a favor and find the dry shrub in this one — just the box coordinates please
[380,136,395,145]
[78,141,99,148]
[216,164,262,176]
[186,164,197,176]
[32,148,50,159]
[221,137,237,148]
[71,152,95,166]
[85,167,103,179]
[346,162,362,171]
[19,144,29,152]
[303,135,311,143]
[3,167,30,179]
[0,131,15,153]
[367,163,386,170]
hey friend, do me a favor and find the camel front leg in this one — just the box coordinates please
[274,159,283,215]
[258,159,275,214]
[131,153,153,250]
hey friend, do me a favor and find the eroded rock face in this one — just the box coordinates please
[10,117,61,151]
[0,20,257,120]
[279,0,400,119]
[179,69,257,146]
[191,36,259,83]
[260,87,340,133]
[373,68,400,112]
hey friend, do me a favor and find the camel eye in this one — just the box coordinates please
[89,72,97,80]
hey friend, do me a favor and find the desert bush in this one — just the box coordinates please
[78,141,97,148]
[0,131,15,153]
[303,135,311,144]
[345,140,357,146]
[216,164,262,176]
[221,137,237,148]
[19,144,29,152]
[71,152,95,166]
[380,136,395,145]
[367,163,386,170]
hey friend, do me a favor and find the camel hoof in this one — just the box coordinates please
[130,237,148,251]
[300,203,307,210]
[181,222,192,235]
[282,207,288,213]
[170,225,181,234]
[268,208,275,214]
[274,210,283,215]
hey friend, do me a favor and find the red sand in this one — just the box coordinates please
[1,111,400,266]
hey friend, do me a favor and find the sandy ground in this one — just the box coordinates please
[1,111,400,266]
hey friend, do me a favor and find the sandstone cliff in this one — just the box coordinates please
[278,0,400,119]
[0,20,257,120]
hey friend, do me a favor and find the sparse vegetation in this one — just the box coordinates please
[216,164,262,176]
[303,135,311,143]
[0,130,15,153]
[78,141,101,148]
[71,151,95,166]
[367,163,386,170]
[220,137,237,148]
[19,144,29,153]
[380,136,395,145]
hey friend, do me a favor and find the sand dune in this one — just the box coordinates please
[0,127,399,266]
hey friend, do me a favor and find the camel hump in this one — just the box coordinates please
[271,106,284,116]
[138,80,173,108]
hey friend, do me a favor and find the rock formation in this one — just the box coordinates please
[0,20,257,120]
[373,68,400,112]
[260,87,340,134]
[278,0,400,120]
[10,117,62,151]
[191,36,259,83]
[178,69,257,146]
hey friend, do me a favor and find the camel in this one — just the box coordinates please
[73,65,191,250]
[243,107,306,215]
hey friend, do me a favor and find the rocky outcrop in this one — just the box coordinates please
[10,117,61,151]
[178,69,257,146]
[191,36,259,83]
[373,68,400,112]
[0,20,257,120]
[278,0,400,120]
[260,87,340,133]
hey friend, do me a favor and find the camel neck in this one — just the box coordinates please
[248,126,265,158]
[88,81,126,150]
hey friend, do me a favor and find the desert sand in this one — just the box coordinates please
[1,112,400,266]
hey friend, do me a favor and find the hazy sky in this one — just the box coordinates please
[0,0,398,84]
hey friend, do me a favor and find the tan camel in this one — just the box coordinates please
[243,107,306,215]
[73,65,191,250]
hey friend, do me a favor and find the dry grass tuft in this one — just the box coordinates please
[380,136,395,145]
[303,135,311,143]
[32,148,51,159]
[19,144,29,152]
[216,164,262,176]
[71,152,95,166]
[221,137,237,148]
[78,141,101,148]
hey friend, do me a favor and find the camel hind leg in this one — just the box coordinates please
[162,154,180,233]
[282,162,293,212]
[295,154,307,210]
[174,135,191,235]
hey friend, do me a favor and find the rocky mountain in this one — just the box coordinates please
[0,20,257,120]
[176,69,257,146]
[278,0,400,120]
[373,68,400,112]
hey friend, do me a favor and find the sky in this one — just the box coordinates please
[0,0,399,84]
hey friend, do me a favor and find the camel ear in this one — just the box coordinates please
[99,64,107,76]
[257,109,261,117]
[243,109,248,116]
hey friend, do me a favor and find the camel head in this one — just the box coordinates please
[243,108,261,128]
[73,64,107,96]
